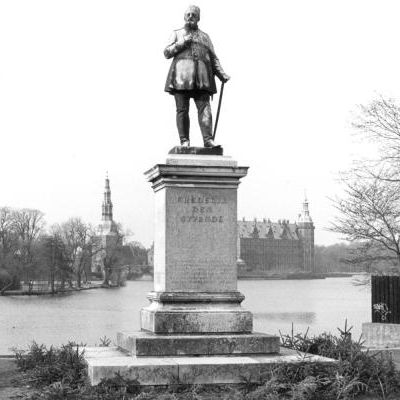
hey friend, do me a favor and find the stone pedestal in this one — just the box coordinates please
[85,149,333,386]
[140,152,252,334]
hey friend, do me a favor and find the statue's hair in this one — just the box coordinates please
[185,5,200,19]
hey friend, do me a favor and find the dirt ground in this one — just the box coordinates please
[0,358,34,399]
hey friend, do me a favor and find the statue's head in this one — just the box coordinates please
[184,5,200,29]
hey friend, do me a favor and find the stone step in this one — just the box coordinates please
[85,346,335,386]
[117,331,280,356]
[141,305,253,334]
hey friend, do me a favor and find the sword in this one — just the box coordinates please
[212,81,225,140]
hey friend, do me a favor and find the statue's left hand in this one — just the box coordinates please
[221,73,230,83]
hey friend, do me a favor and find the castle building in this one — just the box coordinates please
[237,199,315,276]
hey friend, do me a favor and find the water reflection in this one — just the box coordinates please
[254,311,316,324]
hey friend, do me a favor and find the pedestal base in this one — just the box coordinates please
[140,291,253,334]
[141,303,252,334]
[85,346,335,386]
[117,331,279,356]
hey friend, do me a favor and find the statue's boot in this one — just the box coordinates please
[204,139,221,148]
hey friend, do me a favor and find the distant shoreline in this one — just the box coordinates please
[238,272,358,280]
[0,283,115,296]
[125,272,359,281]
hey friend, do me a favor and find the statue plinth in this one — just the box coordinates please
[141,153,251,333]
[168,146,223,156]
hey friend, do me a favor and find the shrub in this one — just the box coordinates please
[12,324,400,399]
[0,268,21,291]
[280,321,400,399]
[14,341,87,388]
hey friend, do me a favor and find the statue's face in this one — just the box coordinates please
[184,8,199,29]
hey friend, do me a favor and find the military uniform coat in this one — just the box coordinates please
[164,28,226,95]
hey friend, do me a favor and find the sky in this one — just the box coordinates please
[1,0,399,247]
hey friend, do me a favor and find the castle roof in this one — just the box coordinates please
[238,219,300,240]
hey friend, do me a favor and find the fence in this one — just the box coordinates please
[371,275,400,323]
[21,280,70,293]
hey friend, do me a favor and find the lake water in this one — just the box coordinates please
[0,277,370,355]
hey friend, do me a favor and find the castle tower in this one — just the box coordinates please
[102,173,113,222]
[92,174,118,274]
[297,197,315,272]
[98,174,118,236]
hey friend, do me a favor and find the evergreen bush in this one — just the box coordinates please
[12,323,400,399]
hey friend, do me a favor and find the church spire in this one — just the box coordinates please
[102,173,113,221]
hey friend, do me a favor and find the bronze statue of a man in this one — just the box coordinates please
[164,5,230,148]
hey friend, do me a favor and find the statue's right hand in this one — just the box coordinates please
[175,34,192,52]
[183,34,193,45]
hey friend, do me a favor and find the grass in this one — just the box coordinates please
[9,322,400,399]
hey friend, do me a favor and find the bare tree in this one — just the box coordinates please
[98,223,126,286]
[52,218,96,288]
[0,207,17,264]
[352,96,400,182]
[0,208,18,291]
[314,243,366,273]
[38,233,71,293]
[9,208,45,285]
[0,207,48,292]
[332,175,400,269]
[12,209,45,264]
[331,96,400,272]
[0,207,19,293]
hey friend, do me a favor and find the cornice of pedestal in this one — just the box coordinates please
[146,291,246,304]
[144,159,249,192]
